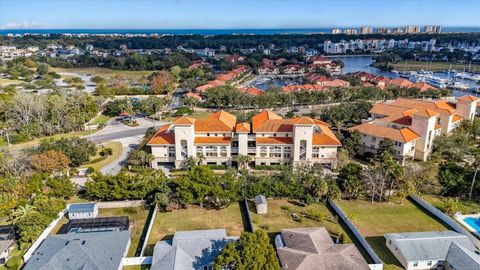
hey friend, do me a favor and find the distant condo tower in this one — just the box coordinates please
[361,26,373,34]
[343,28,357,35]
[424,25,442,34]
[405,25,421,34]
[376,28,391,34]
[331,28,342,34]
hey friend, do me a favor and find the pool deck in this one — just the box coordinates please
[454,212,480,238]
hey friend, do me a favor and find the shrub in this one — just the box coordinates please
[174,106,194,116]
[5,255,22,270]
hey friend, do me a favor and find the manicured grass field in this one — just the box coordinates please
[145,204,246,256]
[336,198,449,270]
[422,195,480,215]
[0,78,23,86]
[393,61,480,72]
[249,199,351,243]
[98,207,150,257]
[51,67,153,81]
[91,114,112,125]
[11,129,98,150]
[82,141,123,171]
[122,266,151,270]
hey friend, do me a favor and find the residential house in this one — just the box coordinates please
[385,231,477,270]
[444,242,480,270]
[148,110,341,169]
[23,231,131,270]
[150,229,237,270]
[349,95,478,161]
[275,227,370,270]
[282,64,305,75]
[238,87,264,97]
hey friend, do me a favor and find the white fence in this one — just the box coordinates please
[96,200,145,209]
[140,204,158,256]
[23,207,67,262]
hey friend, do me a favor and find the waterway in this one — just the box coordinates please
[330,55,480,97]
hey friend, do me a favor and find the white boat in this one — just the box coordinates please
[453,72,480,82]
[426,77,448,88]
[449,81,470,90]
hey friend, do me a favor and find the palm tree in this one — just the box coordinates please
[11,205,37,224]
[237,154,252,170]
[468,149,480,199]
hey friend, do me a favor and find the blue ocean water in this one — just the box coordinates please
[1,27,479,36]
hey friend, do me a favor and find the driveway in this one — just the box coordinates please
[100,135,143,176]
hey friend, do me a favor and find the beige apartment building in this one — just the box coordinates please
[147,110,341,169]
[349,95,478,162]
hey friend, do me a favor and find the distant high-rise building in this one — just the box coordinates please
[361,26,373,34]
[377,28,391,34]
[331,28,342,34]
[392,27,404,34]
[424,25,442,34]
[405,25,421,34]
[343,28,358,35]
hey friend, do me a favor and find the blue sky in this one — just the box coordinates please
[1,0,479,29]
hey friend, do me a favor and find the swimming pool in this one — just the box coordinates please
[464,217,480,232]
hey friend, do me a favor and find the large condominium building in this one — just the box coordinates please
[424,25,442,34]
[331,28,342,34]
[147,110,341,169]
[343,28,358,35]
[361,26,373,34]
[405,25,421,34]
[349,95,478,162]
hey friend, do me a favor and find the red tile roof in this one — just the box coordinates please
[147,125,175,145]
[256,137,293,145]
[235,122,251,133]
[194,137,231,145]
[349,123,419,143]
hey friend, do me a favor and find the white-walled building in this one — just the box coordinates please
[148,110,341,169]
[68,203,99,220]
[349,95,478,162]
[384,231,477,270]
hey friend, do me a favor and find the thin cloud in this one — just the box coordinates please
[1,21,51,30]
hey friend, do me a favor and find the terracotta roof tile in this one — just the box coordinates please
[173,116,196,125]
[256,137,293,145]
[452,114,463,122]
[349,123,419,143]
[235,122,251,133]
[312,133,341,146]
[457,95,479,102]
[238,87,264,96]
[147,125,175,145]
[194,137,231,145]
[207,110,237,129]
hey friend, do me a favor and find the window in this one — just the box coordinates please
[413,262,418,267]
[220,146,228,157]
[312,147,320,158]
[273,133,277,137]
[284,147,292,158]
[427,261,432,266]
[270,146,281,158]
[260,146,268,157]
[207,133,210,137]
[205,146,217,157]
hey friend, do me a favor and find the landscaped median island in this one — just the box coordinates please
[144,204,246,256]
[81,141,123,171]
[335,198,449,270]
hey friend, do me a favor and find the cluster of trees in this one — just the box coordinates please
[0,59,62,91]
[0,90,100,143]
[214,230,281,269]
[103,96,167,116]
[201,84,449,110]
[85,162,341,210]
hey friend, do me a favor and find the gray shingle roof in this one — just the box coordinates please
[23,231,130,270]
[446,242,480,270]
[276,227,371,270]
[384,230,477,262]
[151,229,238,270]
[255,195,267,205]
[69,203,96,213]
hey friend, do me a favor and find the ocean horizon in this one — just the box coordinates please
[1,27,480,36]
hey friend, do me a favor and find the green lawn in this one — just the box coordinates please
[98,207,150,257]
[393,61,480,72]
[249,199,351,243]
[91,114,112,125]
[81,141,123,171]
[145,204,245,256]
[422,195,480,215]
[51,67,153,81]
[12,129,98,150]
[336,198,449,270]
[0,78,23,86]
[122,266,151,270]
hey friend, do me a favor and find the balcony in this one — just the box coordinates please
[248,147,256,153]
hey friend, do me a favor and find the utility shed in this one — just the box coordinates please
[68,203,98,220]
[255,195,268,214]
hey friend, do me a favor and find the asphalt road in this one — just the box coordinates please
[82,128,149,143]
